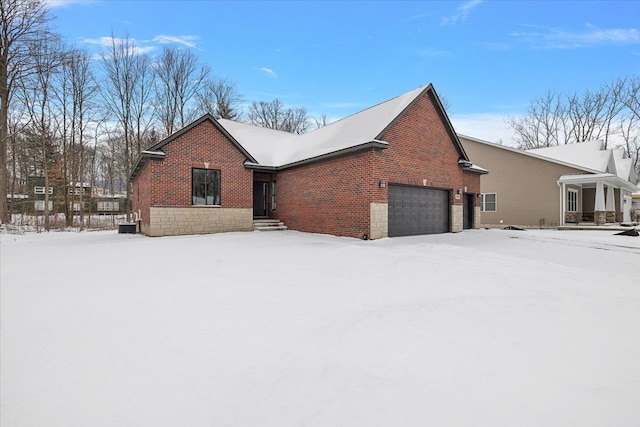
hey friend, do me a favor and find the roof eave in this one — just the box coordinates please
[558,173,640,192]
[244,140,389,171]
[376,84,470,162]
[147,114,258,164]
[129,151,167,182]
[458,134,603,174]
[463,165,489,175]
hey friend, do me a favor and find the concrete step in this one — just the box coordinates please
[253,219,288,231]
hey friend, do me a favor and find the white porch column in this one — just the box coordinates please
[595,182,605,211]
[560,182,566,226]
[605,185,615,212]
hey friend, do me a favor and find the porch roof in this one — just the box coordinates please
[558,173,639,192]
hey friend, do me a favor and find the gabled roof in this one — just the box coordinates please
[129,114,257,180]
[146,114,257,162]
[528,140,637,185]
[131,84,476,180]
[222,84,472,170]
[611,147,637,183]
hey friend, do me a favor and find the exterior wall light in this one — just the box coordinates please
[379,180,387,188]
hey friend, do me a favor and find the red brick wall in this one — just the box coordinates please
[374,89,480,205]
[146,120,253,209]
[275,150,381,239]
[274,88,480,239]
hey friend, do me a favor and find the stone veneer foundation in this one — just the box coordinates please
[145,207,253,237]
[369,203,388,239]
[451,204,463,232]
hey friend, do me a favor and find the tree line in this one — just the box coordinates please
[507,77,640,175]
[0,0,322,227]
[4,0,637,228]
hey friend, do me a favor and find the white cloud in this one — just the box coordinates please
[80,34,200,58]
[80,36,157,57]
[152,35,199,48]
[45,0,95,8]
[512,25,640,49]
[258,67,278,78]
[441,0,483,26]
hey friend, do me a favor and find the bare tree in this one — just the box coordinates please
[17,34,63,230]
[0,0,52,223]
[623,76,640,121]
[314,114,329,129]
[195,77,242,120]
[154,46,209,135]
[620,77,640,174]
[507,90,570,149]
[247,99,311,134]
[100,33,153,220]
[66,49,97,230]
[508,77,640,175]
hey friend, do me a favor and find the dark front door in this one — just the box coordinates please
[253,181,268,217]
[388,184,449,237]
[463,193,474,229]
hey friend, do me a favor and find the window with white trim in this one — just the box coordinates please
[68,187,88,195]
[567,189,578,212]
[480,193,497,212]
[34,186,53,195]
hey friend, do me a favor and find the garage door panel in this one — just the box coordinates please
[388,185,449,237]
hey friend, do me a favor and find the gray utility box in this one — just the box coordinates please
[118,223,137,234]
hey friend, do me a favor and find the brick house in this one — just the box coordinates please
[130,84,487,239]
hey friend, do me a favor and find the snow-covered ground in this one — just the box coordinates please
[1,228,639,427]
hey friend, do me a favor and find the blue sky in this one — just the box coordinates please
[48,0,640,143]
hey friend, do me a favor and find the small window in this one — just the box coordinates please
[480,193,497,212]
[34,186,53,195]
[567,189,579,212]
[68,187,87,195]
[97,201,119,212]
[192,168,221,205]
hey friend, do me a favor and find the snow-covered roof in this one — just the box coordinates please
[219,85,428,167]
[461,135,638,186]
[527,140,638,185]
[527,141,612,174]
[130,84,474,180]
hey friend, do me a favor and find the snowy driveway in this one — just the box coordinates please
[2,229,639,426]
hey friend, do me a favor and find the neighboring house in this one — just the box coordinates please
[130,84,487,239]
[459,136,639,227]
